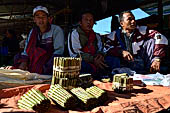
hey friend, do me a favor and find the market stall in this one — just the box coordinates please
[1,80,170,113]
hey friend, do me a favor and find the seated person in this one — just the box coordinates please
[104,10,168,73]
[14,6,64,74]
[68,10,120,79]
[2,29,19,66]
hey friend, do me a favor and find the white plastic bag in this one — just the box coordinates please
[0,69,52,89]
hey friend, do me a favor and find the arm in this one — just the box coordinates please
[43,25,65,74]
[82,34,104,63]
[53,25,65,55]
[153,32,168,59]
[16,30,33,70]
[68,30,94,63]
[103,31,124,57]
[149,30,168,72]
[104,31,134,61]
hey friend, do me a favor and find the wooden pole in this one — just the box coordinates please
[158,0,163,32]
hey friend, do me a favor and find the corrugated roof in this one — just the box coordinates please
[140,0,170,15]
[0,0,165,34]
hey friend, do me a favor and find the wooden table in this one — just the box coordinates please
[0,80,170,113]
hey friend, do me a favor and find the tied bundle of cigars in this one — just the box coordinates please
[18,84,108,112]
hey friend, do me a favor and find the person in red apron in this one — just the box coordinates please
[13,6,64,75]
[68,10,120,79]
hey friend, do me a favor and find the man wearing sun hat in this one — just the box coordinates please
[14,6,64,75]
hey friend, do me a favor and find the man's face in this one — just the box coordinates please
[80,13,94,33]
[120,12,136,31]
[33,11,49,28]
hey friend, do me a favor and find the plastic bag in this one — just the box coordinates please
[0,69,52,89]
[111,67,136,76]
[133,72,169,86]
[161,74,170,86]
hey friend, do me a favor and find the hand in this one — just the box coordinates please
[94,54,108,69]
[18,62,28,70]
[4,66,13,69]
[1,66,13,69]
[150,60,160,73]
[122,50,134,61]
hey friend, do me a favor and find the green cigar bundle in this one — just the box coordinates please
[112,73,133,93]
[52,73,93,89]
[86,86,108,104]
[48,84,77,109]
[70,87,98,110]
[17,89,50,113]
[52,57,82,89]
[53,70,80,79]
[53,57,81,70]
[52,77,78,89]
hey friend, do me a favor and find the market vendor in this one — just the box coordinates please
[104,10,168,73]
[68,10,120,79]
[13,6,64,74]
[1,29,20,66]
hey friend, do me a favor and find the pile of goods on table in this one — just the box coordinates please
[52,57,93,89]
[17,57,108,112]
[17,89,51,113]
[112,73,133,93]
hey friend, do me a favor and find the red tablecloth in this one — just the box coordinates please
[0,80,170,113]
